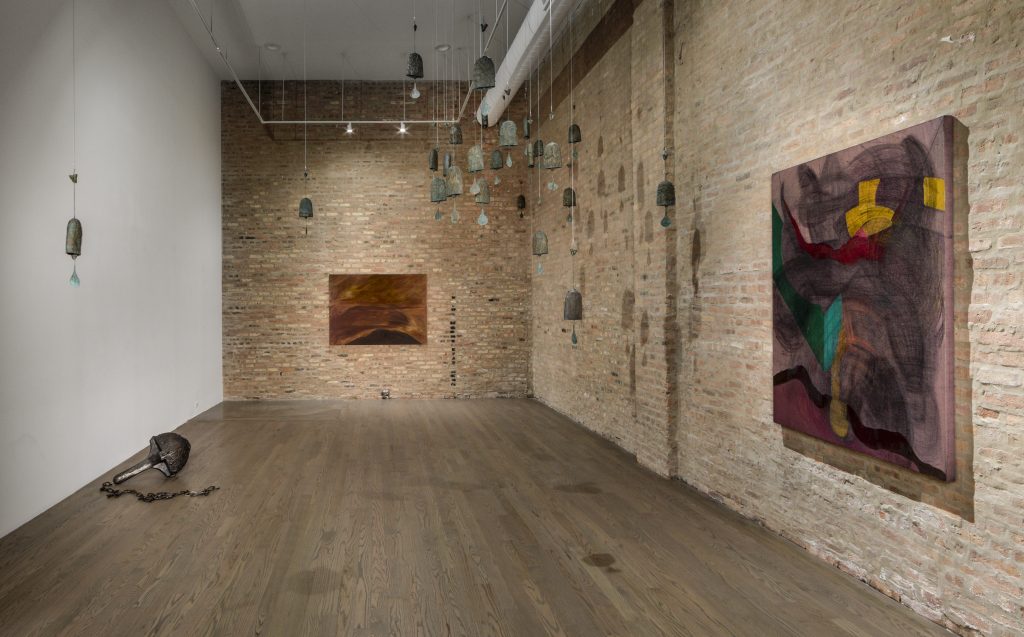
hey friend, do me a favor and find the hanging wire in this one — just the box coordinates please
[548,0,553,118]
[281,51,286,121]
[71,0,77,217]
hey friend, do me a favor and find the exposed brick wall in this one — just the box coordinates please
[222,81,531,399]
[531,0,1024,634]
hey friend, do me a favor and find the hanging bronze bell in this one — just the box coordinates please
[517,194,527,210]
[523,116,532,139]
[532,139,545,161]
[527,144,535,168]
[568,123,582,144]
[299,197,314,219]
[543,142,562,169]
[449,123,463,145]
[112,433,192,484]
[445,166,463,196]
[428,147,439,171]
[563,288,583,321]
[499,120,518,147]
[406,52,424,79]
[468,145,484,173]
[443,152,453,176]
[475,179,490,204]
[532,230,549,256]
[473,55,496,90]
[65,218,82,257]
[490,149,503,170]
[430,176,447,202]
[562,187,576,208]
[657,180,676,207]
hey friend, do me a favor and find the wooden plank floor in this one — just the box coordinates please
[0,399,950,636]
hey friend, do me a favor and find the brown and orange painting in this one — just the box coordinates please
[329,274,427,345]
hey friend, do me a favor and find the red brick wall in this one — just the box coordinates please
[222,81,531,399]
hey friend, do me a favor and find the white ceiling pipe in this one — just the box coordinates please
[473,0,572,126]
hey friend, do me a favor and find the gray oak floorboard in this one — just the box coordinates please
[0,399,951,636]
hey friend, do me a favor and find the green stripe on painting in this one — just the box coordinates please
[772,204,842,370]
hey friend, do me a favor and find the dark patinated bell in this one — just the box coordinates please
[299,197,314,219]
[406,52,424,79]
[532,139,544,161]
[563,288,583,321]
[449,123,463,145]
[490,149,503,170]
[562,187,576,208]
[568,123,582,144]
[523,116,532,139]
[517,194,526,210]
[473,55,495,90]
[113,433,192,484]
[443,152,453,176]
[657,180,676,207]
[428,147,439,171]
[475,179,490,204]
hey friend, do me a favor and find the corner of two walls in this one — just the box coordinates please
[532,0,1024,634]
[0,0,223,538]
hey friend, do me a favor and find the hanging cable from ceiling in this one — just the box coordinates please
[65,0,82,287]
[298,0,313,232]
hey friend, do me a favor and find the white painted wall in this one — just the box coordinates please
[0,0,222,537]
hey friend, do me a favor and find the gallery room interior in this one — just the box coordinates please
[0,0,1021,634]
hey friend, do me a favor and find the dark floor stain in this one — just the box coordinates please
[583,553,617,568]
[555,481,603,494]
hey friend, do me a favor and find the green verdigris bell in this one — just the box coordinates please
[299,197,313,219]
[430,176,447,202]
[467,145,484,173]
[449,123,463,145]
[532,230,549,256]
[543,142,562,169]
[445,165,463,196]
[490,149,503,170]
[428,147,439,171]
[473,56,495,90]
[499,120,517,147]
[474,179,490,204]
[65,218,82,257]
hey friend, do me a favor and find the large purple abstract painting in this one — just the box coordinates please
[772,116,956,481]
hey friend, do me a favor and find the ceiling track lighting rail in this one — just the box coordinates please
[186,0,458,127]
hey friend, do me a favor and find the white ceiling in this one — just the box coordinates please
[173,0,534,81]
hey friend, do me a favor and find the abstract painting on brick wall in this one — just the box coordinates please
[329,274,427,345]
[771,116,955,481]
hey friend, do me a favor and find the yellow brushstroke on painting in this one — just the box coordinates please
[845,179,895,237]
[829,328,850,439]
[923,176,946,210]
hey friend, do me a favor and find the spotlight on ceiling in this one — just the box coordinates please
[345,122,354,134]
[398,122,409,135]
